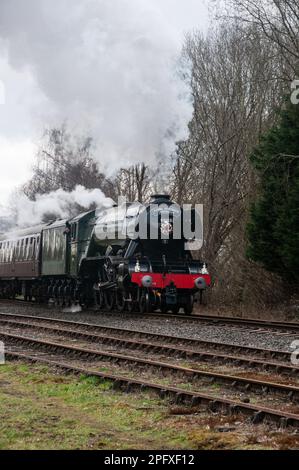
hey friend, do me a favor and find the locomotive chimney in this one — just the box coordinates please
[150,194,171,203]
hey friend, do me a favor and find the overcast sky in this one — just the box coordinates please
[0,0,210,215]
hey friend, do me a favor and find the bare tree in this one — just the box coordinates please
[115,163,154,202]
[222,0,299,78]
[23,125,115,200]
[172,22,286,304]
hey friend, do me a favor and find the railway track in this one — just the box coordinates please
[0,312,299,428]
[0,312,296,367]
[1,298,299,335]
[5,349,299,429]
[146,311,299,336]
[1,329,299,400]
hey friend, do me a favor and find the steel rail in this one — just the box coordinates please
[5,349,299,428]
[1,299,299,332]
[1,330,299,401]
[0,312,294,362]
[0,315,297,377]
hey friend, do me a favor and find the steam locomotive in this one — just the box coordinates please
[0,195,211,314]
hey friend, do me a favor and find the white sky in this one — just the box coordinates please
[0,0,210,215]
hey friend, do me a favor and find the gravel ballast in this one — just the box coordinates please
[0,301,298,352]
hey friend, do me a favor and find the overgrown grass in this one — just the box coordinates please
[0,363,190,450]
[1,362,299,450]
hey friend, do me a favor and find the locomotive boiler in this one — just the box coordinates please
[0,194,211,314]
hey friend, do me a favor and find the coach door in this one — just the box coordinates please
[69,222,78,277]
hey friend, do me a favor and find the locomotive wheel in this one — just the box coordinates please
[139,290,151,314]
[184,295,194,315]
[104,290,115,311]
[160,305,168,314]
[94,288,104,309]
[116,290,126,312]
[171,305,180,314]
[126,292,134,312]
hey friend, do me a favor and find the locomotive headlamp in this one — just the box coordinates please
[194,277,206,290]
[141,275,153,288]
[200,263,209,275]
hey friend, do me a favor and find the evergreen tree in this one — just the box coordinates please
[247,100,299,283]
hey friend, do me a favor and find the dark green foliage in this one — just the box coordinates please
[247,100,299,283]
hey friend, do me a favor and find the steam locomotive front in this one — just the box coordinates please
[127,195,211,313]
[92,194,210,314]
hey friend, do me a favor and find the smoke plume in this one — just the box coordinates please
[15,186,114,227]
[0,0,193,171]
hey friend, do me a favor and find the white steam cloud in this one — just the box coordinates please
[15,186,114,227]
[0,0,193,170]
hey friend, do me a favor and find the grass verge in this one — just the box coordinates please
[0,362,298,450]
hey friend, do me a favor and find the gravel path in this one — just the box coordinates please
[0,301,298,352]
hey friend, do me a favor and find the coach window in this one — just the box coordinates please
[36,236,40,259]
[32,239,36,259]
[23,239,26,260]
[25,238,29,260]
[12,240,16,261]
[19,240,23,261]
[0,243,3,263]
[51,230,56,258]
[36,236,39,260]
[10,241,15,262]
[43,231,48,259]
[28,238,32,259]
[9,242,13,262]
[71,224,77,241]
